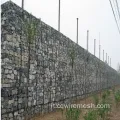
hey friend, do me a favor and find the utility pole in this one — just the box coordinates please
[103,50,104,62]
[106,53,107,63]
[87,30,89,51]
[22,0,24,9]
[94,39,96,56]
[76,18,79,44]
[110,58,111,66]
[108,56,109,65]
[99,44,101,60]
[58,0,61,32]
[99,33,101,60]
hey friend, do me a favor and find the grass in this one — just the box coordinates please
[65,108,81,120]
[114,90,120,107]
[92,94,99,106]
[84,110,98,120]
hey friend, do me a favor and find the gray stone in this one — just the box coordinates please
[11,27,15,31]
[9,70,12,74]
[7,75,11,79]
[24,78,27,83]
[12,89,17,95]
[9,113,13,118]
[18,98,22,103]
[40,93,43,96]
[30,75,35,80]
[5,69,8,74]
[10,118,14,120]
[2,84,11,87]
[8,100,14,104]
[33,100,36,105]
[14,70,17,75]
[6,35,12,42]
[28,102,31,107]
[11,74,14,79]
[14,111,18,116]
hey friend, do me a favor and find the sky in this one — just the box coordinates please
[1,0,120,70]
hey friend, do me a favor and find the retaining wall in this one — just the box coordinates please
[1,1,120,120]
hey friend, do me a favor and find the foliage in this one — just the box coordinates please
[65,108,81,120]
[106,90,110,96]
[93,94,99,106]
[68,47,76,69]
[84,110,98,120]
[98,107,106,120]
[102,92,107,100]
[98,91,111,120]
[102,90,110,100]
[112,87,115,93]
[60,108,64,118]
[97,100,111,120]
[101,90,111,105]
[24,18,38,44]
[114,90,120,106]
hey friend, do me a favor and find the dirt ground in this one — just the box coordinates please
[31,86,120,120]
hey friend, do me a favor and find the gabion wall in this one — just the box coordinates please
[1,1,120,120]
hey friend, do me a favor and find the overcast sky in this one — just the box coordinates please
[1,0,120,70]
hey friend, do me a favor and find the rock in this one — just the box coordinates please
[9,113,13,118]
[10,74,14,79]
[33,100,36,105]
[28,102,31,107]
[14,42,19,47]
[4,58,9,63]
[11,27,15,31]
[2,84,11,87]
[6,35,12,42]
[24,78,27,83]
[12,89,17,95]
[5,69,8,74]
[44,99,49,104]
[10,118,14,120]
[1,20,5,25]
[17,35,20,42]
[6,66,12,70]
[18,98,22,103]
[14,70,17,75]
[8,100,14,104]
[9,70,12,74]
[14,111,18,116]
[30,75,35,80]
[40,93,43,96]
[1,109,6,114]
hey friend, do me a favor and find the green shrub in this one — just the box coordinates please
[84,110,98,120]
[68,47,76,69]
[98,100,111,120]
[114,90,120,106]
[98,107,106,120]
[106,90,110,96]
[65,108,81,120]
[98,107,110,120]
[102,92,107,100]
[112,87,115,93]
[93,94,99,105]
